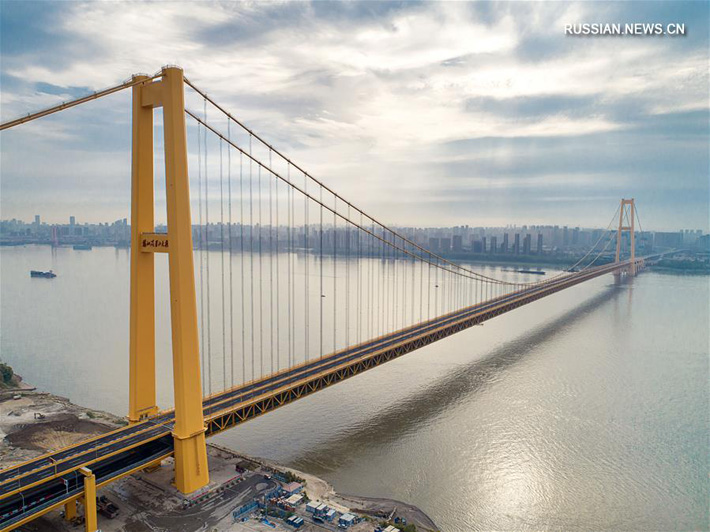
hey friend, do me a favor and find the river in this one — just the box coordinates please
[1,245,707,531]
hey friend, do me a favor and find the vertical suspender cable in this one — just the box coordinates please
[239,151,246,385]
[400,237,404,328]
[450,266,454,313]
[454,268,461,310]
[393,234,397,330]
[346,204,351,348]
[268,150,274,374]
[434,258,439,317]
[391,234,395,329]
[274,150,280,373]
[388,233,399,332]
[197,112,205,393]
[203,99,212,396]
[372,222,375,337]
[227,121,234,388]
[419,250,424,323]
[386,228,390,333]
[333,196,337,354]
[249,135,255,381]
[427,254,432,321]
[304,172,310,362]
[319,186,324,358]
[384,229,389,334]
[395,235,398,328]
[290,172,295,364]
[409,239,417,325]
[276,152,281,371]
[287,164,292,368]
[379,227,384,336]
[286,163,293,367]
[258,165,264,378]
[396,235,400,328]
[357,211,362,344]
[219,137,226,391]
[382,228,390,334]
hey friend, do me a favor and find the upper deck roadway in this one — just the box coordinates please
[0,257,648,531]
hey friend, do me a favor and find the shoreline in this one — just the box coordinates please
[210,444,440,532]
[4,241,706,276]
[0,379,439,532]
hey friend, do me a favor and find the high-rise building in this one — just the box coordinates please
[502,233,509,253]
[653,232,682,249]
[34,215,40,225]
[481,237,487,254]
[514,233,520,254]
[490,236,497,254]
[537,233,543,254]
[70,216,76,226]
[452,235,463,252]
[523,234,531,255]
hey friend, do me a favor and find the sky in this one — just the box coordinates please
[0,1,708,231]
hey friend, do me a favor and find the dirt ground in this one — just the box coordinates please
[0,387,123,467]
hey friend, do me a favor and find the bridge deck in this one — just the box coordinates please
[0,258,645,530]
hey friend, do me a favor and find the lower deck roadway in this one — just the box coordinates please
[0,257,645,530]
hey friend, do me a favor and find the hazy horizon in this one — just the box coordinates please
[2,213,699,235]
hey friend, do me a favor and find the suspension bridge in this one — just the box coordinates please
[0,66,663,532]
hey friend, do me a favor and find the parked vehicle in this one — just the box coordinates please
[96,496,119,519]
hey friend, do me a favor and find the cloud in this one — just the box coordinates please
[0,0,707,231]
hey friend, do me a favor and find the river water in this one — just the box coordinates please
[1,245,708,531]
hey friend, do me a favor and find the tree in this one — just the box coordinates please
[0,363,14,385]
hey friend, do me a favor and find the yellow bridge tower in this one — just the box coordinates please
[128,67,209,493]
[614,198,637,276]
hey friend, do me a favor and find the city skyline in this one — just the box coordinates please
[1,211,706,235]
[3,213,702,256]
[1,1,708,231]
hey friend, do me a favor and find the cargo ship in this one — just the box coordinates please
[73,244,92,250]
[30,270,57,278]
[502,268,546,275]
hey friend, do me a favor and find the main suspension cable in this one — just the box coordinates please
[0,73,162,131]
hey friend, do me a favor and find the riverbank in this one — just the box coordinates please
[0,378,439,532]
[0,375,125,468]
[648,259,710,274]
